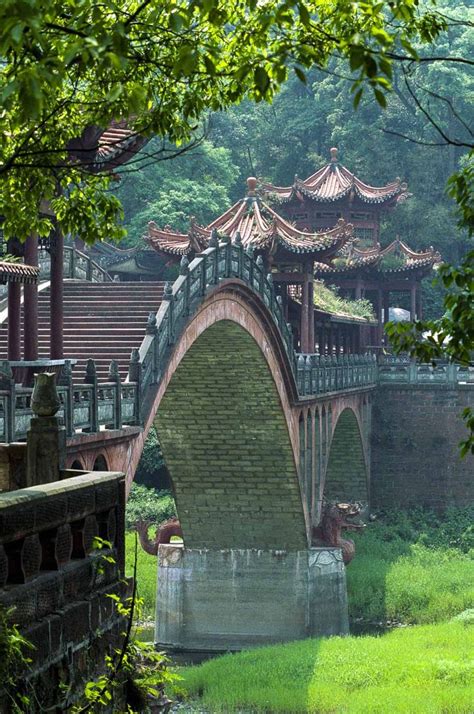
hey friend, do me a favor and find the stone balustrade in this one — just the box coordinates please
[378,356,474,385]
[0,471,126,708]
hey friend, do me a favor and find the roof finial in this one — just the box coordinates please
[246,176,257,196]
[330,147,338,163]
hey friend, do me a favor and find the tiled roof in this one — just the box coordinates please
[0,261,39,284]
[68,120,147,172]
[146,180,354,258]
[314,238,441,277]
[262,148,409,206]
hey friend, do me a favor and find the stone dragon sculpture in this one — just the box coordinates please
[136,518,183,556]
[312,501,365,565]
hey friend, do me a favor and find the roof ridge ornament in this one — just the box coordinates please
[246,176,258,196]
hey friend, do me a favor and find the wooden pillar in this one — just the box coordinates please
[7,281,21,360]
[383,290,390,324]
[23,234,38,360]
[308,277,315,352]
[300,269,311,353]
[410,284,416,321]
[416,285,423,321]
[50,225,64,359]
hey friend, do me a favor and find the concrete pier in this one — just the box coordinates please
[156,544,348,652]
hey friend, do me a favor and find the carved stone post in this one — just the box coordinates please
[26,373,66,486]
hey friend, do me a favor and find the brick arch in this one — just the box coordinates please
[122,284,309,549]
[323,406,369,504]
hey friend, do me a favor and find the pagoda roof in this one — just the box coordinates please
[68,120,147,173]
[146,178,353,259]
[0,261,39,285]
[314,238,441,278]
[261,148,409,206]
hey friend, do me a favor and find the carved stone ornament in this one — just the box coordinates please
[31,373,60,416]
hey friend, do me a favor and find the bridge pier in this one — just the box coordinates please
[156,545,348,653]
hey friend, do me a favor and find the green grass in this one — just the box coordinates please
[125,531,157,619]
[347,509,474,625]
[178,621,474,713]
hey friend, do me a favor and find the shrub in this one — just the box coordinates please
[125,483,176,530]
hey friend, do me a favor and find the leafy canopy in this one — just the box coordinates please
[0,0,446,243]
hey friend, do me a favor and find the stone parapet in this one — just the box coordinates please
[0,471,126,711]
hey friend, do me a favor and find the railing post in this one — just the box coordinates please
[320,355,327,393]
[108,360,122,430]
[223,235,232,277]
[297,354,306,396]
[256,255,265,295]
[247,245,254,287]
[267,273,274,314]
[180,255,190,316]
[70,245,76,279]
[209,229,219,284]
[146,312,158,382]
[86,255,93,282]
[129,349,142,425]
[234,232,243,279]
[84,359,99,433]
[163,282,174,345]
[58,359,74,437]
[0,361,15,442]
[200,254,207,296]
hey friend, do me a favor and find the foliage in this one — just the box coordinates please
[347,507,474,624]
[73,536,179,712]
[314,280,374,319]
[0,606,33,712]
[0,0,451,245]
[178,621,474,713]
[125,483,176,530]
[133,426,167,489]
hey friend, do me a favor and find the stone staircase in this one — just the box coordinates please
[0,281,165,381]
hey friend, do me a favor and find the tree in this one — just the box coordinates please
[0,0,448,245]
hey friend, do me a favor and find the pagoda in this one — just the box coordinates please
[263,148,439,347]
[146,177,353,352]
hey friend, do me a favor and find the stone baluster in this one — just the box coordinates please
[129,348,142,424]
[108,360,122,430]
[209,229,219,284]
[180,255,190,316]
[234,232,243,279]
[0,361,16,442]
[58,359,74,437]
[84,359,99,432]
[256,254,265,295]
[163,282,174,345]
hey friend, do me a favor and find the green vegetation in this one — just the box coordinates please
[313,281,374,320]
[178,621,474,713]
[125,483,176,530]
[125,531,157,620]
[347,507,474,625]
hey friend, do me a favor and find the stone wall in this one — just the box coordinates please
[371,384,474,509]
[0,471,126,712]
[155,319,307,550]
[156,544,348,652]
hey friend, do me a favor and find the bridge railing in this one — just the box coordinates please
[377,356,474,385]
[38,245,112,282]
[297,353,377,396]
[136,234,297,407]
[0,359,140,442]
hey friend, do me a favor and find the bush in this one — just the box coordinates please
[125,483,176,530]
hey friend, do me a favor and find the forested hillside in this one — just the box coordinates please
[114,1,472,320]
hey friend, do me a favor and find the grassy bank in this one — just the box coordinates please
[125,531,157,618]
[178,621,474,713]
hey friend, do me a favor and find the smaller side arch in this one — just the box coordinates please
[70,459,84,471]
[323,407,369,504]
[93,454,109,471]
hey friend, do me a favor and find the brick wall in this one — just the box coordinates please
[155,319,307,550]
[371,385,474,509]
[325,408,368,503]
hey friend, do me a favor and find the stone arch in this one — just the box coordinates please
[93,454,108,471]
[154,318,307,550]
[70,459,84,470]
[323,407,368,504]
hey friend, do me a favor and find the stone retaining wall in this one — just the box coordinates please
[0,471,126,712]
